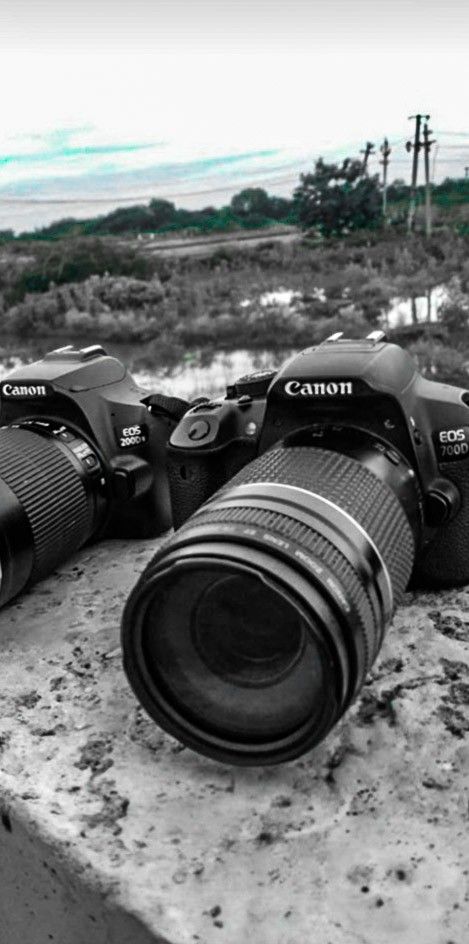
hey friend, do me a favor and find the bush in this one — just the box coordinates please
[64,308,95,332]
[1,272,167,338]
[9,238,154,303]
[408,340,468,385]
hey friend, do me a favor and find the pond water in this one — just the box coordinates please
[0,339,290,401]
[383,286,449,330]
[241,283,453,331]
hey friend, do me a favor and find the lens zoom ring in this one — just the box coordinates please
[222,448,414,607]
[183,503,376,676]
[0,428,92,580]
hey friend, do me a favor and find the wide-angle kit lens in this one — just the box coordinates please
[122,443,420,765]
[0,421,106,606]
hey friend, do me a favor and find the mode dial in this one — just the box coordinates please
[227,370,276,400]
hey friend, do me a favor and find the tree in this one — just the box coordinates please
[294,158,381,237]
[148,199,177,229]
[387,179,409,203]
[90,205,156,235]
[230,188,271,218]
[266,196,294,221]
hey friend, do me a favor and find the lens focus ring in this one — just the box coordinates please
[179,446,415,697]
[0,427,94,584]
[216,447,414,608]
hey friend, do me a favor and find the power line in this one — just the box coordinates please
[3,154,468,207]
[433,130,469,138]
[391,157,469,164]
[2,131,469,211]
[0,171,311,206]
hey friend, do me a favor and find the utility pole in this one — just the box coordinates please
[380,137,391,226]
[360,141,375,174]
[422,120,435,237]
[465,166,469,179]
[406,113,429,234]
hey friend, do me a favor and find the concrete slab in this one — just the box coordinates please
[0,537,468,944]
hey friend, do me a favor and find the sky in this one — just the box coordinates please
[1,0,469,231]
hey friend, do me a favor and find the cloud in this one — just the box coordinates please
[0,137,162,169]
[0,146,284,193]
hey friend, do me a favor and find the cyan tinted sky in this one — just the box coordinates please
[1,0,468,229]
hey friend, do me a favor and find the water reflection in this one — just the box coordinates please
[0,339,289,401]
[383,286,449,330]
[130,348,288,399]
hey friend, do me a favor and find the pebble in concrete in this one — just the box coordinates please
[0,538,468,943]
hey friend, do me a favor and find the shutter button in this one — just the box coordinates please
[188,420,210,441]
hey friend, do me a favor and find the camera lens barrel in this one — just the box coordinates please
[123,445,419,765]
[0,424,104,606]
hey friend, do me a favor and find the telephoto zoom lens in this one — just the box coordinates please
[122,443,421,765]
[0,423,106,607]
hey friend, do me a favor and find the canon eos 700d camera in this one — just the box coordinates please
[123,331,469,765]
[0,344,187,607]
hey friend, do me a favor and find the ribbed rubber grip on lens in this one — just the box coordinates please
[0,428,93,581]
[177,447,415,685]
[219,447,415,608]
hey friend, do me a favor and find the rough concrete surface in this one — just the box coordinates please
[0,537,468,944]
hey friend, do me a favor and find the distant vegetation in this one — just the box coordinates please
[0,170,468,242]
[4,189,296,242]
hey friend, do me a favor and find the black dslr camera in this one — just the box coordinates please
[0,344,187,607]
[123,331,469,766]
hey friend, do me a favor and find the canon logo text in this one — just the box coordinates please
[284,380,353,397]
[1,384,48,398]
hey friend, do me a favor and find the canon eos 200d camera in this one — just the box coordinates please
[123,331,469,765]
[0,344,187,607]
